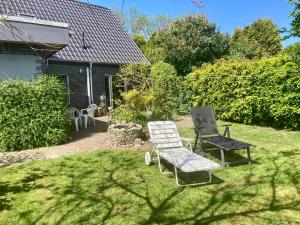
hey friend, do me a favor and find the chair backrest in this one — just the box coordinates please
[68,107,80,119]
[87,104,98,110]
[148,121,183,151]
[87,104,97,117]
[191,106,219,136]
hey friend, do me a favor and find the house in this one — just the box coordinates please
[0,0,148,108]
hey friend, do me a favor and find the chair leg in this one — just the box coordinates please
[74,118,79,132]
[79,117,82,128]
[199,137,205,154]
[157,154,172,174]
[85,116,88,128]
[193,132,199,152]
[220,148,227,167]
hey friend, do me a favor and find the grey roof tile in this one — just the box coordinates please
[0,0,148,64]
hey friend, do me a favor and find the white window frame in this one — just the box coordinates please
[59,74,71,105]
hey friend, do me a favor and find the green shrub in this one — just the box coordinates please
[113,62,192,125]
[186,55,300,129]
[0,75,71,152]
[151,61,192,115]
[150,62,177,119]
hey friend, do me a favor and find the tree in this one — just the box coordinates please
[144,14,173,37]
[230,28,264,60]
[112,7,173,38]
[128,7,148,36]
[148,15,230,75]
[287,0,300,37]
[133,35,147,49]
[283,42,300,59]
[229,19,282,59]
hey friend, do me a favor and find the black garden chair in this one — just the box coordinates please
[191,106,253,167]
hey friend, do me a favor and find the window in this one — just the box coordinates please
[59,74,71,105]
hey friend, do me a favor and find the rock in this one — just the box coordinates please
[128,122,135,129]
[134,138,142,147]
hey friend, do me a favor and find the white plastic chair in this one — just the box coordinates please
[81,104,97,128]
[68,107,82,132]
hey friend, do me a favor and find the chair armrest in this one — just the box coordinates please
[180,137,193,142]
[194,127,204,133]
[181,137,193,151]
[80,109,87,115]
[149,139,158,151]
[222,124,231,138]
[222,124,232,127]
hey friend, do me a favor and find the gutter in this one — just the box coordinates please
[3,15,69,28]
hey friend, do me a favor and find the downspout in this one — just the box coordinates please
[86,67,91,105]
[89,62,94,103]
[109,74,113,108]
[86,62,94,105]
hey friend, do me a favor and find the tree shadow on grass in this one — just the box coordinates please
[1,150,299,224]
[0,167,50,211]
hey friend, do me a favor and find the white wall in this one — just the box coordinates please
[0,54,41,80]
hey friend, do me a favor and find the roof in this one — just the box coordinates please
[0,0,148,64]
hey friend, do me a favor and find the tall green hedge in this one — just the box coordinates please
[186,55,300,129]
[0,75,71,152]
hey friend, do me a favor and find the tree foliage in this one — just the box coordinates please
[112,7,173,38]
[229,19,282,59]
[149,15,230,75]
[283,42,300,59]
[288,0,300,37]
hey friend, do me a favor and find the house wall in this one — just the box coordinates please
[93,64,119,105]
[0,54,42,80]
[46,61,89,109]
[46,61,119,109]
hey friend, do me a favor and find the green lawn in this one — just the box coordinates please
[0,122,300,225]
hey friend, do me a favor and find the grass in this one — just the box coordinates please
[0,121,300,225]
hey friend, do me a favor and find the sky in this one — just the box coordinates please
[85,0,299,47]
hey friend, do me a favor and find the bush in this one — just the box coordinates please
[0,75,71,152]
[186,55,300,129]
[113,62,192,125]
[112,89,152,125]
[150,61,192,115]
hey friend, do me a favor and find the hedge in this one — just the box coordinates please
[186,55,300,129]
[0,75,71,152]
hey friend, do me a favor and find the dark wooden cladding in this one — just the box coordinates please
[45,61,120,109]
[92,64,119,105]
[46,61,89,109]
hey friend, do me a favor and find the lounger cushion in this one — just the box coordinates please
[159,148,220,173]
